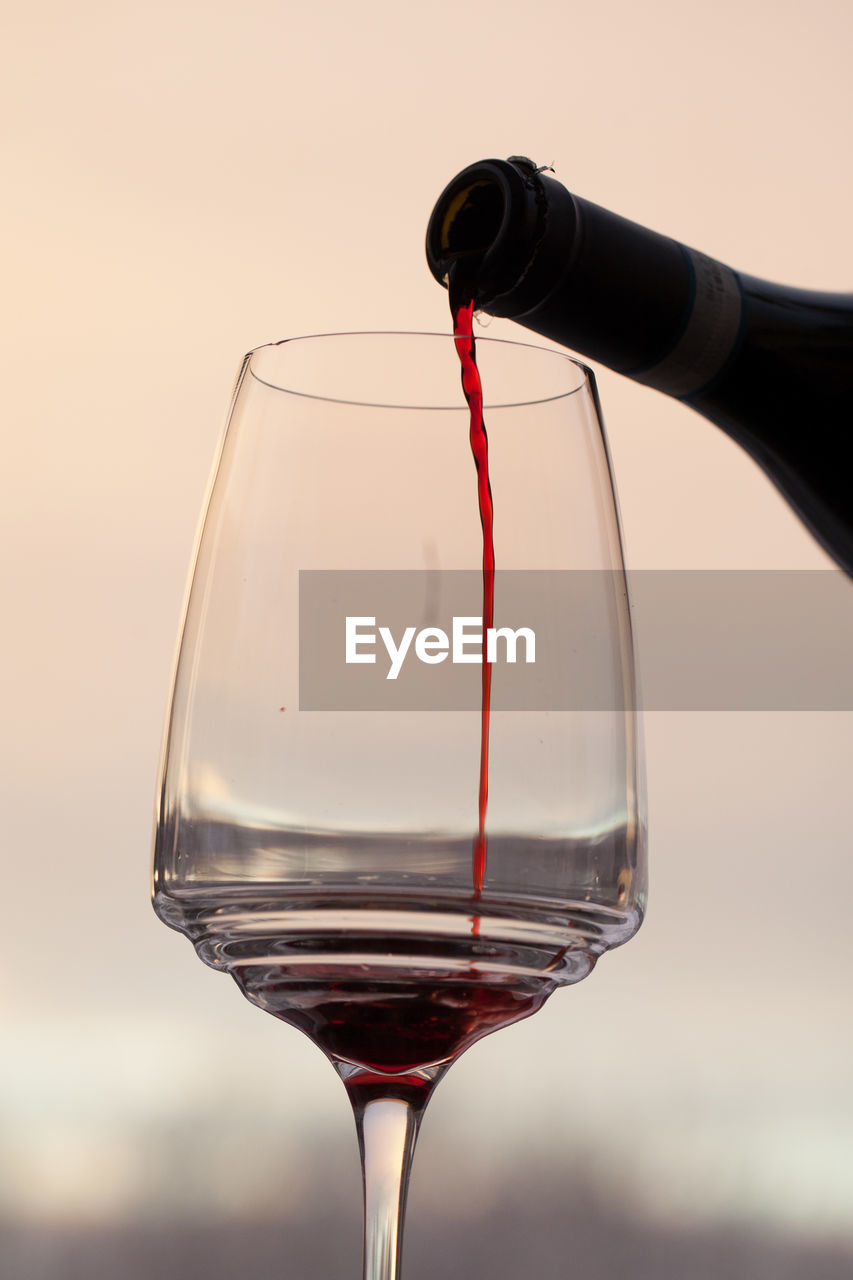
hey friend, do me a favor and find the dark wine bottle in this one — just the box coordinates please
[426,156,853,574]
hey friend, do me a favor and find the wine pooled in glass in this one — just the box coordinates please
[153,329,646,1279]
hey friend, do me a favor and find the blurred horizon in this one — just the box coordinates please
[4,1178,853,1279]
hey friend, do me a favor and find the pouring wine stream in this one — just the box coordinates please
[452,290,494,905]
[347,287,495,1280]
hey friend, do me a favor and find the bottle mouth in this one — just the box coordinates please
[433,177,507,260]
[425,158,545,307]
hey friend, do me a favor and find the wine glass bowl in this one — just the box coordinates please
[153,331,646,1277]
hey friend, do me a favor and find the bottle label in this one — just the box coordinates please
[634,248,742,398]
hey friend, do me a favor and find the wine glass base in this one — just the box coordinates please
[154,887,642,1072]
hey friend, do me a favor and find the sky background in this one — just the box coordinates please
[3,0,853,1267]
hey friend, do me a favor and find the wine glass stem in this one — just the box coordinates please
[354,1094,424,1280]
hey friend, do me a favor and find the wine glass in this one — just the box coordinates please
[153,331,646,1279]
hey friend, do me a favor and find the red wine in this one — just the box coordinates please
[232,962,552,1086]
[427,156,853,575]
[451,294,494,898]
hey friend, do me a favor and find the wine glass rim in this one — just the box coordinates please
[244,330,594,411]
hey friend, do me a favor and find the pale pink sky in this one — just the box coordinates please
[2,0,852,1244]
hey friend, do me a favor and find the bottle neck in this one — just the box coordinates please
[427,158,853,574]
[429,159,749,397]
[506,191,746,398]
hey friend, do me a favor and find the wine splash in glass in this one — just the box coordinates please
[153,331,646,1279]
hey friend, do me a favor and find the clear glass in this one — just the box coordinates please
[153,331,646,1279]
